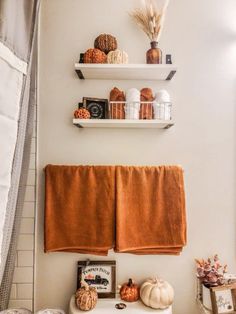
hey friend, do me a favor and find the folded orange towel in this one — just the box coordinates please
[115,165,186,255]
[140,88,154,120]
[109,87,126,119]
[44,165,116,255]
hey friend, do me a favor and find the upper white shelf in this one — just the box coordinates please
[75,63,177,81]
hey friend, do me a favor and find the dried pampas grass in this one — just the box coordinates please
[129,0,170,42]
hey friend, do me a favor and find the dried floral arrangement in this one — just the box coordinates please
[129,0,170,42]
[195,255,227,288]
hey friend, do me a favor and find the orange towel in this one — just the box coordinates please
[109,87,125,119]
[44,165,116,255]
[115,166,186,255]
[140,88,154,120]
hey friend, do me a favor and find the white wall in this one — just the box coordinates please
[36,0,236,313]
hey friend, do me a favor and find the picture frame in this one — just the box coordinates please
[82,97,108,119]
[77,260,116,298]
[198,280,236,314]
[210,284,236,314]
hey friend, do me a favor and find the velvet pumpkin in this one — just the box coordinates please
[83,48,107,64]
[75,283,98,311]
[94,34,117,54]
[140,277,174,309]
[119,278,139,302]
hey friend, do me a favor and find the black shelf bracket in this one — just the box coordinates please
[75,69,84,79]
[166,70,176,81]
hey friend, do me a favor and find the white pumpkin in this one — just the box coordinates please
[140,277,174,309]
[107,49,129,64]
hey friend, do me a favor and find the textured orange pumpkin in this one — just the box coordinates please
[119,279,140,302]
[75,283,98,311]
[94,34,117,54]
[84,48,107,64]
[74,108,91,119]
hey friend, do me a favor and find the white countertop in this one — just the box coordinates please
[69,295,172,314]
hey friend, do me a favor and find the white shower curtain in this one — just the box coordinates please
[0,39,26,277]
[0,0,40,309]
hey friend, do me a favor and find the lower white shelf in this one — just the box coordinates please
[73,119,174,129]
[69,295,173,314]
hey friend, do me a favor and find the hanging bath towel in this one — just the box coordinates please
[115,165,187,255]
[44,165,116,255]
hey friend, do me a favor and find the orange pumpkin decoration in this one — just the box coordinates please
[84,48,107,64]
[119,278,140,302]
[74,108,91,119]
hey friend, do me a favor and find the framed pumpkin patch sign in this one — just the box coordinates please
[77,260,116,298]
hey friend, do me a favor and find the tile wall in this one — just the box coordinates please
[9,112,37,311]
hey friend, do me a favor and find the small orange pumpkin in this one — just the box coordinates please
[119,278,140,302]
[74,108,91,119]
[84,48,107,64]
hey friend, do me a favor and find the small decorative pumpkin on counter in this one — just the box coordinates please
[119,278,140,302]
[107,50,129,64]
[94,34,118,54]
[140,277,174,309]
[75,282,98,311]
[74,108,91,119]
[83,48,107,64]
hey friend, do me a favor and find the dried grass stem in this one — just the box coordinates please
[130,0,169,42]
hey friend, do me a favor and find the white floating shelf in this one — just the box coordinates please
[73,119,174,129]
[75,64,177,81]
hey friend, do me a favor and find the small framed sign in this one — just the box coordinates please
[210,284,236,314]
[82,97,108,119]
[77,260,116,298]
